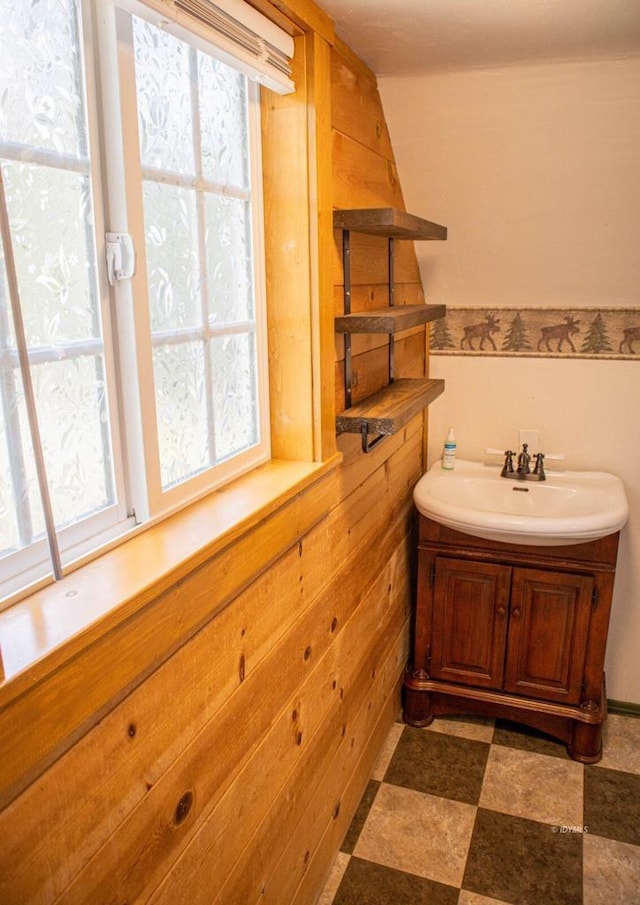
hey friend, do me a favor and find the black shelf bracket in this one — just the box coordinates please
[361,423,385,454]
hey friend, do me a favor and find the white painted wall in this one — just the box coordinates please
[379,57,640,702]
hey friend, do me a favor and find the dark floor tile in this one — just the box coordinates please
[384,726,490,804]
[463,808,583,905]
[493,719,570,760]
[584,766,640,846]
[341,780,380,854]
[333,856,458,905]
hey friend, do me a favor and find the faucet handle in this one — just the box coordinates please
[501,449,516,477]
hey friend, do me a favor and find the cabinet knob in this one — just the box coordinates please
[512,607,522,619]
[496,605,506,617]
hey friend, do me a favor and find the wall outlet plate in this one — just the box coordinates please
[519,429,540,451]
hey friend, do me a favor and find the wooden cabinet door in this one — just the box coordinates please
[431,558,511,690]
[504,568,593,704]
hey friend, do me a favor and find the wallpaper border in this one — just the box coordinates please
[430,307,640,360]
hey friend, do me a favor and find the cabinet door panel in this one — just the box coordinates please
[431,558,511,689]
[504,568,593,704]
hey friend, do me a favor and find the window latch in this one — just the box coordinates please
[105,232,136,286]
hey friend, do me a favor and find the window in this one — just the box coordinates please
[0,0,293,604]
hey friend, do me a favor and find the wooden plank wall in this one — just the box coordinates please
[0,38,431,905]
[331,47,428,415]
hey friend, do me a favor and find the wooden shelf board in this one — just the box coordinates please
[335,304,446,334]
[333,208,447,241]
[336,378,445,436]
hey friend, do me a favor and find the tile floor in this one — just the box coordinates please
[319,712,640,905]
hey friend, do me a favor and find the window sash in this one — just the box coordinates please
[105,5,270,520]
[0,0,131,604]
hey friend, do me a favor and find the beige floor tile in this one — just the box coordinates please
[371,722,405,781]
[597,714,640,774]
[318,851,350,905]
[353,782,477,888]
[583,834,640,904]
[479,745,583,826]
[425,715,495,744]
[458,892,512,905]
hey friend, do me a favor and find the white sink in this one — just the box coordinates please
[413,458,629,546]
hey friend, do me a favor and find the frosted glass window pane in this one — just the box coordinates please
[133,18,195,176]
[205,195,253,325]
[198,55,248,189]
[31,356,114,529]
[133,14,264,499]
[0,374,46,557]
[3,161,99,347]
[211,333,258,460]
[153,342,209,489]
[143,182,201,332]
[0,394,20,554]
[0,0,87,157]
[0,356,113,556]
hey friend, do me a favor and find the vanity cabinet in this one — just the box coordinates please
[404,517,621,762]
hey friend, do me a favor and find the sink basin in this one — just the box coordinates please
[413,458,629,546]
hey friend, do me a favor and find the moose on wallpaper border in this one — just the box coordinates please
[431,308,640,360]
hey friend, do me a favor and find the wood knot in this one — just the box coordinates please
[174,791,194,826]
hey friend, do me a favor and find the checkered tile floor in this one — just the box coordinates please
[319,713,640,905]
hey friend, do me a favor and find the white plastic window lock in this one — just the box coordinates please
[105,232,135,286]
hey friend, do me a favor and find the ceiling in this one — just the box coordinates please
[318,0,640,76]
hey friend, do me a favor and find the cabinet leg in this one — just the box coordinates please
[568,718,603,764]
[402,680,434,727]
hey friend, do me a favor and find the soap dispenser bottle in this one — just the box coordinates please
[442,427,457,470]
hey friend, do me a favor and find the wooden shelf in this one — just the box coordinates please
[333,208,447,241]
[336,378,445,437]
[334,207,447,451]
[335,303,446,334]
